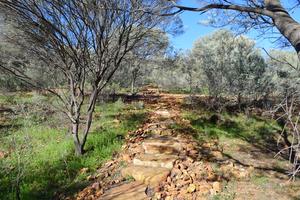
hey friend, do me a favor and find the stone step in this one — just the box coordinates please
[99,181,148,200]
[145,120,175,129]
[133,153,178,169]
[142,136,182,155]
[121,166,170,187]
[153,110,172,118]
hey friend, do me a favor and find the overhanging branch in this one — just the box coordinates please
[164,1,274,18]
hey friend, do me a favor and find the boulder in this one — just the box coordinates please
[121,166,170,187]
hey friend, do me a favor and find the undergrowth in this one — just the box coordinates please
[0,92,146,199]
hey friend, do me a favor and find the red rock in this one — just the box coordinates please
[212,181,221,193]
[122,153,132,163]
[92,182,100,190]
[187,184,196,193]
[121,166,170,187]
[100,181,147,200]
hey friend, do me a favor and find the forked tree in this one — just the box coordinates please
[0,0,177,155]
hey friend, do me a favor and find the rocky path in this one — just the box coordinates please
[100,108,184,200]
[96,94,225,200]
[74,94,253,200]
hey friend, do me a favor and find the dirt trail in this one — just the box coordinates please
[100,94,203,200]
[73,92,300,200]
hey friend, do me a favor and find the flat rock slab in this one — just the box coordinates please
[99,181,148,200]
[145,120,175,129]
[142,136,182,155]
[153,110,172,118]
[121,166,170,187]
[133,154,178,169]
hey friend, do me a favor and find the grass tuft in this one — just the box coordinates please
[0,94,146,199]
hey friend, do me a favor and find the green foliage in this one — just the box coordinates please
[266,50,300,97]
[0,97,146,199]
[211,182,236,200]
[250,175,269,186]
[192,29,268,99]
[183,109,280,143]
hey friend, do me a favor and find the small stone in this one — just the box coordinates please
[86,175,93,181]
[87,195,94,200]
[154,192,162,200]
[212,181,221,193]
[211,151,223,159]
[167,176,172,183]
[92,182,100,190]
[113,119,120,124]
[227,161,234,168]
[186,156,194,163]
[198,181,212,195]
[0,151,6,159]
[188,150,198,157]
[202,143,212,148]
[95,189,104,197]
[248,166,255,172]
[178,163,187,170]
[207,173,218,181]
[239,170,250,179]
[80,167,89,174]
[122,153,131,162]
[165,196,174,200]
[187,184,196,193]
[186,143,194,151]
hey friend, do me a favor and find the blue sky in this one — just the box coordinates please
[170,0,300,51]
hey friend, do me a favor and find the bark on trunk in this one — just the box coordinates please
[267,1,300,59]
[72,123,84,155]
[16,182,21,200]
[70,89,98,156]
[131,79,135,94]
[237,93,242,110]
[80,90,98,152]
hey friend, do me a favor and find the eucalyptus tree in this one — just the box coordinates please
[192,30,232,99]
[228,35,267,105]
[0,0,178,155]
[192,30,267,105]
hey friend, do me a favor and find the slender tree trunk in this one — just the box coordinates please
[15,180,21,200]
[131,78,135,94]
[131,72,138,95]
[70,89,99,156]
[237,93,242,110]
[80,89,98,153]
[72,122,84,155]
